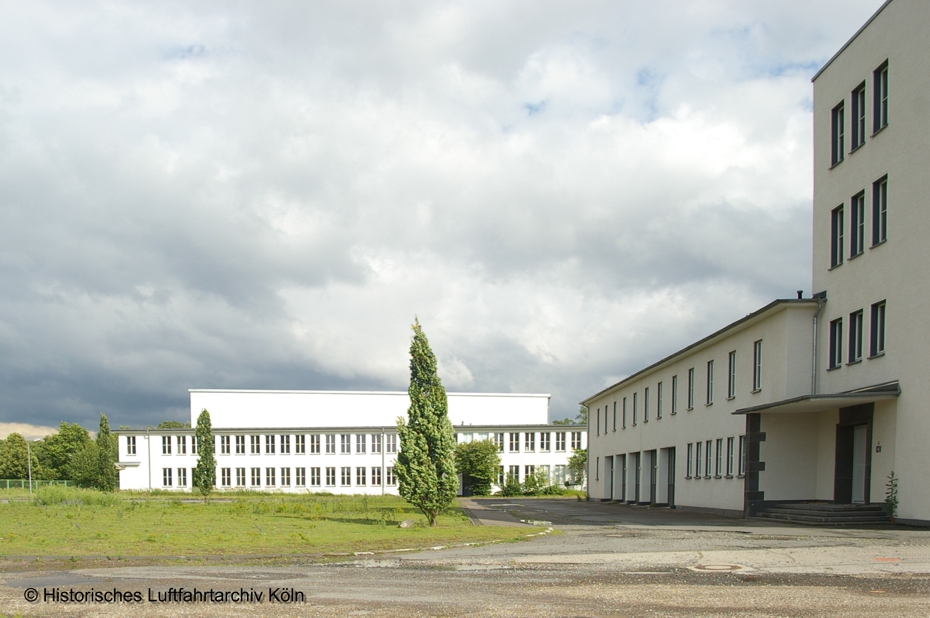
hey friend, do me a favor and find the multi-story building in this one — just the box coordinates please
[115,390,586,495]
[583,0,929,525]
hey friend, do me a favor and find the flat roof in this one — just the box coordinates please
[811,0,894,82]
[189,389,550,398]
[114,423,580,434]
[732,381,900,415]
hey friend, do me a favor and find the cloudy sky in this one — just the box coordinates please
[0,0,883,432]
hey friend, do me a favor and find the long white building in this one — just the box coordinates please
[116,390,586,495]
[583,0,929,525]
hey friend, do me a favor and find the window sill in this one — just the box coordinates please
[704,475,712,480]
[726,396,735,401]
[737,474,745,479]
[828,262,844,271]
[643,420,648,424]
[704,402,713,407]
[750,388,761,394]
[847,359,862,366]
[872,124,888,138]
[870,239,887,249]
[849,250,864,261]
[686,407,694,412]
[714,475,722,479]
[849,142,865,155]
[684,475,692,480]
[869,351,885,360]
[670,412,677,416]
[656,416,662,420]
[827,365,841,371]
[725,475,734,479]
[829,159,844,170]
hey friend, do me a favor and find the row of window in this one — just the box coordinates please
[163,466,400,488]
[457,431,583,453]
[831,60,888,166]
[685,436,746,479]
[136,433,401,457]
[498,464,571,485]
[829,301,886,368]
[830,176,888,268]
[595,342,762,436]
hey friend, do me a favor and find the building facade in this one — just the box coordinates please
[116,390,586,495]
[584,0,929,525]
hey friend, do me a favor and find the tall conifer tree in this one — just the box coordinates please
[395,319,457,526]
[193,409,216,498]
[96,413,118,491]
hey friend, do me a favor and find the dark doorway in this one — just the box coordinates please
[633,452,641,504]
[834,404,873,504]
[649,450,658,505]
[667,447,676,508]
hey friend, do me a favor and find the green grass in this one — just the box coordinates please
[0,488,541,558]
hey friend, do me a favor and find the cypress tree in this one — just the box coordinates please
[96,413,118,491]
[193,409,216,498]
[395,319,458,526]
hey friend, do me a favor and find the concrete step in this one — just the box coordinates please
[754,502,891,526]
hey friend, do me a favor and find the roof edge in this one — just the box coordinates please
[188,390,550,398]
[812,0,894,82]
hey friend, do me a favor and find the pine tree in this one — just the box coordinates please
[193,409,216,498]
[394,319,458,526]
[96,413,118,491]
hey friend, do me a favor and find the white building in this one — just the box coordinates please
[583,0,929,525]
[116,390,586,495]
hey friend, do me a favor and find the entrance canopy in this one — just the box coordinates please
[732,381,899,416]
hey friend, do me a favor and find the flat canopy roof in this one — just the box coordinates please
[732,382,900,415]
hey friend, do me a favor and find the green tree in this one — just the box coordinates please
[96,413,118,491]
[454,439,501,496]
[567,448,587,487]
[0,433,39,480]
[70,441,102,488]
[553,405,588,426]
[33,422,92,481]
[193,409,216,498]
[157,420,190,429]
[395,320,458,526]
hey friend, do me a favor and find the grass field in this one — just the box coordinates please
[0,487,542,558]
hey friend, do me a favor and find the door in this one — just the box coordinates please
[851,425,867,504]
[649,451,657,505]
[667,447,676,509]
[634,452,641,503]
[605,456,614,500]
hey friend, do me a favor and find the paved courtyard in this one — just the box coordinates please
[1,498,929,616]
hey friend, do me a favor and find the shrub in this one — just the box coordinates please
[34,485,122,507]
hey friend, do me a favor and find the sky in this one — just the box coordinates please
[0,0,885,434]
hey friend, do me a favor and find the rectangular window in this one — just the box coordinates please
[704,440,712,478]
[311,467,321,487]
[220,435,230,455]
[632,392,638,425]
[280,467,291,487]
[706,360,714,405]
[356,467,366,486]
[671,376,678,414]
[622,397,627,428]
[265,435,275,455]
[870,301,886,357]
[525,465,535,480]
[540,432,550,452]
[162,436,171,455]
[295,435,305,455]
[309,435,320,454]
[508,465,520,482]
[235,435,245,455]
[296,467,306,487]
[178,436,187,455]
[251,435,260,455]
[829,318,844,369]
[191,436,197,455]
[831,101,845,165]
[849,310,864,363]
[177,468,187,487]
[386,467,396,486]
[851,82,866,149]
[695,442,702,477]
[872,176,887,246]
[265,467,276,487]
[851,192,865,257]
[280,435,290,455]
[726,437,735,476]
[715,439,723,477]
[727,351,736,399]
[643,387,650,422]
[612,401,617,431]
[126,436,136,455]
[251,467,261,487]
[236,467,245,487]
[340,434,350,454]
[738,436,747,476]
[493,432,505,452]
[386,434,397,453]
[687,368,695,409]
[355,434,366,454]
[371,466,382,486]
[555,432,566,452]
[831,205,844,268]
[162,468,172,487]
[686,443,693,478]
[571,432,582,450]
[221,468,231,487]
[341,467,351,486]
[325,434,335,454]
[497,466,505,487]
[873,61,888,132]
[325,467,336,486]
[656,382,663,419]
[371,434,382,454]
[509,432,519,452]
[595,408,600,436]
[524,432,535,452]
[753,340,762,391]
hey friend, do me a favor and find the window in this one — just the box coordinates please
[695,442,702,477]
[251,468,261,487]
[726,437,735,476]
[309,435,320,454]
[727,351,736,399]
[831,205,844,268]
[525,465,535,480]
[851,192,865,257]
[310,467,321,487]
[355,434,365,454]
[870,301,886,357]
[235,435,245,455]
[295,435,305,455]
[265,435,275,454]
[831,101,845,165]
[671,376,678,414]
[162,468,172,487]
[497,466,505,487]
[738,436,747,476]
[753,340,762,391]
[386,434,397,453]
[705,360,714,405]
[508,465,520,482]
[178,436,187,455]
[687,368,695,409]
[595,458,599,481]
[356,467,366,486]
[280,435,290,455]
[715,439,723,477]
[540,432,550,452]
[622,397,627,428]
[571,432,582,450]
[177,468,187,487]
[341,467,351,486]
[220,435,230,455]
[191,436,197,455]
[296,467,305,487]
[643,387,650,422]
[872,176,887,246]
[851,82,866,149]
[340,434,350,454]
[686,443,693,478]
[849,310,864,363]
[509,432,519,452]
[325,467,336,486]
[126,436,136,455]
[325,434,335,454]
[829,318,844,369]
[371,434,382,454]
[656,382,663,419]
[250,435,260,454]
[596,408,600,436]
[236,467,245,487]
[555,432,566,452]
[493,432,505,452]
[704,440,712,478]
[371,466,381,486]
[524,433,535,452]
[632,392,638,425]
[612,401,617,431]
[386,466,396,486]
[281,467,291,487]
[162,436,171,455]
[873,61,888,132]
[265,467,276,487]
